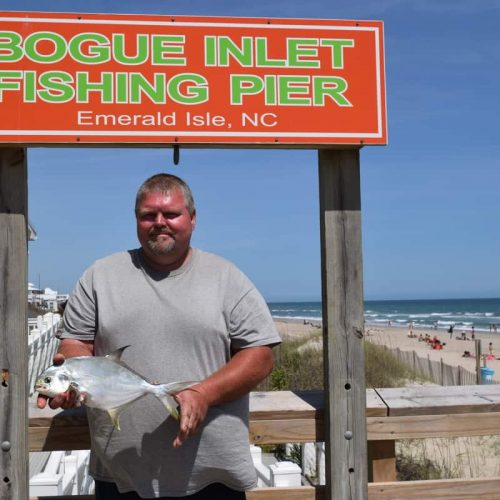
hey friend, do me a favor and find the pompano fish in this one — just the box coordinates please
[35,346,197,430]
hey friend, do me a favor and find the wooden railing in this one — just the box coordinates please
[29,384,500,499]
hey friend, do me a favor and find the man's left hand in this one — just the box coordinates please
[173,386,209,448]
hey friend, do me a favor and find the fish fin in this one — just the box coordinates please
[154,381,199,420]
[105,347,156,383]
[158,393,180,420]
[105,346,131,363]
[107,407,122,431]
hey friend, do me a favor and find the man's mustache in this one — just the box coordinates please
[149,228,174,237]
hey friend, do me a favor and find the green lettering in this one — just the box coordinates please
[25,32,67,63]
[23,71,36,102]
[204,36,216,66]
[279,76,311,105]
[129,73,165,104]
[113,34,148,65]
[255,38,286,67]
[115,73,129,103]
[0,70,21,100]
[0,31,23,61]
[313,76,351,106]
[287,38,320,68]
[69,33,110,64]
[230,75,264,104]
[168,74,208,104]
[217,36,252,66]
[151,35,186,65]
[264,75,276,105]
[76,72,113,103]
[38,71,74,102]
[320,39,354,68]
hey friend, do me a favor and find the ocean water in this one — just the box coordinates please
[268,298,500,333]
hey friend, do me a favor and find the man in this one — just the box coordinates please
[37,173,281,499]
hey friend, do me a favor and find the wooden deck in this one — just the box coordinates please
[29,385,500,499]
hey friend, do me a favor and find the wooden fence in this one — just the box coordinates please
[378,345,480,386]
[29,385,500,500]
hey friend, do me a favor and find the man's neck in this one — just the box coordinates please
[140,247,192,272]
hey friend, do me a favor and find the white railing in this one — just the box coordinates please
[29,450,94,497]
[28,312,62,397]
[250,445,302,487]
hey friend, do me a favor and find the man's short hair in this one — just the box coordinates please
[135,174,195,216]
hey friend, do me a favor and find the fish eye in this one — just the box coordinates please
[44,377,52,384]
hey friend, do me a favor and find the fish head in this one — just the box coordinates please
[35,365,71,397]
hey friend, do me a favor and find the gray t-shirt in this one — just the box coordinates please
[61,248,281,498]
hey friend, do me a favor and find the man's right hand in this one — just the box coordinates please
[36,353,80,410]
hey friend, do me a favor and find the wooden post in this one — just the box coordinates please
[475,339,482,384]
[318,149,367,500]
[0,148,28,500]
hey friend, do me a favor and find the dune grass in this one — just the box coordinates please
[258,332,426,391]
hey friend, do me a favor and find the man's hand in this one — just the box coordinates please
[173,386,209,448]
[36,353,80,410]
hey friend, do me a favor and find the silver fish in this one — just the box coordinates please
[35,346,197,430]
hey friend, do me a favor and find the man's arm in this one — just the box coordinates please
[173,345,274,448]
[36,338,94,410]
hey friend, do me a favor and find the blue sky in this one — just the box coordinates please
[2,0,499,301]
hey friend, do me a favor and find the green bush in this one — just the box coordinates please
[259,332,425,391]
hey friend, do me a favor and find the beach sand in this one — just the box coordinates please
[365,324,500,382]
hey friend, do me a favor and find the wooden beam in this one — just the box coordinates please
[0,148,28,500]
[368,477,500,499]
[367,411,500,440]
[374,385,500,416]
[318,149,367,500]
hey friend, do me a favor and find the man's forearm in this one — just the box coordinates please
[196,346,274,406]
[58,338,94,358]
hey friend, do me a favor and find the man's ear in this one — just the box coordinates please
[191,209,197,230]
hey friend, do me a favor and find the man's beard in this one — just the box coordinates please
[146,231,176,255]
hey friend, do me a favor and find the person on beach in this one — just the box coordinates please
[37,173,281,500]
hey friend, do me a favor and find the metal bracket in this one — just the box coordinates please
[173,145,180,165]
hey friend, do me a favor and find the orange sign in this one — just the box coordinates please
[0,12,387,146]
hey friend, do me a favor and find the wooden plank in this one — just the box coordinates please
[250,389,386,420]
[28,487,326,500]
[367,411,500,440]
[250,391,322,420]
[27,478,500,500]
[318,149,367,500]
[368,477,500,499]
[367,440,396,482]
[366,389,388,417]
[28,401,90,452]
[376,385,500,416]
[248,486,323,499]
[29,388,500,450]
[0,148,28,500]
[251,418,322,444]
[29,390,387,451]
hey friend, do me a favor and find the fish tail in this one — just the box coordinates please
[153,381,199,420]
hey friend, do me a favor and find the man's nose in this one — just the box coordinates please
[154,212,167,225]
